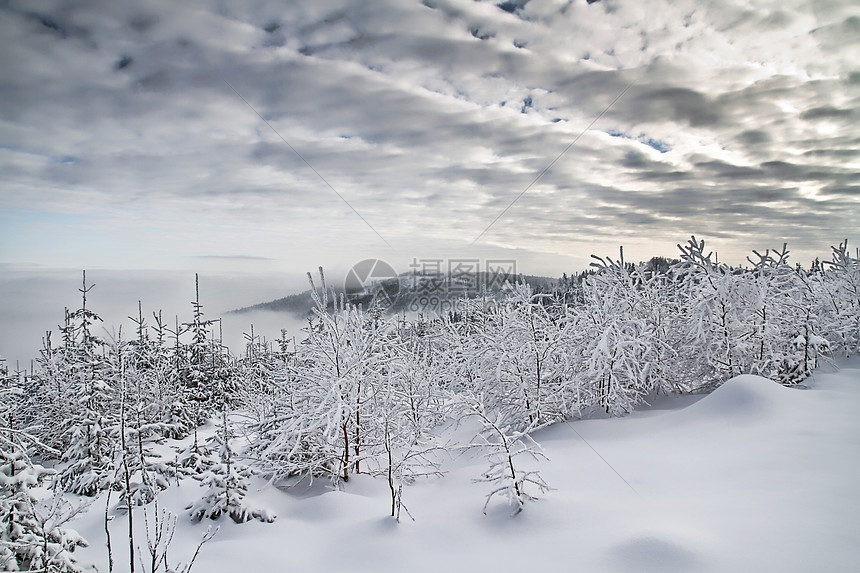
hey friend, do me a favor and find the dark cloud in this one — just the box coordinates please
[800,106,854,120]
[820,184,860,196]
[637,170,689,182]
[761,161,812,180]
[694,161,764,179]
[803,148,860,158]
[621,151,650,169]
[759,10,794,31]
[629,88,722,127]
[28,11,69,38]
[737,129,771,146]
[129,12,158,34]
[497,1,530,16]
[812,15,860,49]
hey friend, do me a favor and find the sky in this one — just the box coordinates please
[1,0,858,280]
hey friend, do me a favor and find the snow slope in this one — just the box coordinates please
[71,361,860,573]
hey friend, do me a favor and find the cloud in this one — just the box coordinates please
[0,0,857,275]
[628,87,723,127]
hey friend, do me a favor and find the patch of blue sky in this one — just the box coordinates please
[640,137,670,153]
[606,130,671,153]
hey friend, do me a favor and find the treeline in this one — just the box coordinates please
[1,237,859,571]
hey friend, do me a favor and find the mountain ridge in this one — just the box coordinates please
[228,272,559,318]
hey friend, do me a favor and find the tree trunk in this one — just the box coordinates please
[342,424,350,482]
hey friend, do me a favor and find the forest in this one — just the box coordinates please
[2,236,859,572]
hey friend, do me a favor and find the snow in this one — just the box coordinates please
[67,360,860,572]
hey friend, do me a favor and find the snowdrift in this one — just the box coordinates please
[673,373,801,421]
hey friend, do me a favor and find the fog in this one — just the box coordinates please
[0,268,311,370]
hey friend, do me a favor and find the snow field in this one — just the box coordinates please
[69,359,860,573]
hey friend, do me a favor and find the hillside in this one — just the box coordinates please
[228,272,560,318]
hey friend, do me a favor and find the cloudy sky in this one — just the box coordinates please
[1,0,858,279]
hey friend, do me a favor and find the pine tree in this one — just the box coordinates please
[59,272,116,496]
[161,316,196,441]
[1,416,88,572]
[181,274,218,423]
[118,349,173,507]
[188,410,274,524]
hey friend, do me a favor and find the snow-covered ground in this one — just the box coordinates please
[70,360,860,573]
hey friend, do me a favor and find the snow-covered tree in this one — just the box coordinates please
[23,331,74,454]
[1,420,88,572]
[462,395,550,516]
[373,326,448,520]
[441,294,501,398]
[117,348,173,507]
[234,324,286,428]
[571,250,667,415]
[54,272,117,496]
[124,305,188,439]
[741,245,827,384]
[819,240,860,357]
[188,410,273,524]
[490,282,575,427]
[672,237,756,386]
[180,274,221,422]
[254,268,385,483]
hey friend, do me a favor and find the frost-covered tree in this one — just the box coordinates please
[742,245,827,384]
[819,240,860,357]
[672,237,756,386]
[22,331,74,454]
[180,274,220,422]
[1,419,88,572]
[490,282,575,427]
[462,395,550,516]
[59,396,115,496]
[571,250,667,415]
[125,305,184,436]
[254,269,384,483]
[59,273,116,496]
[160,316,197,441]
[115,345,173,507]
[188,410,273,524]
[373,326,448,520]
[234,324,286,428]
[441,294,500,398]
